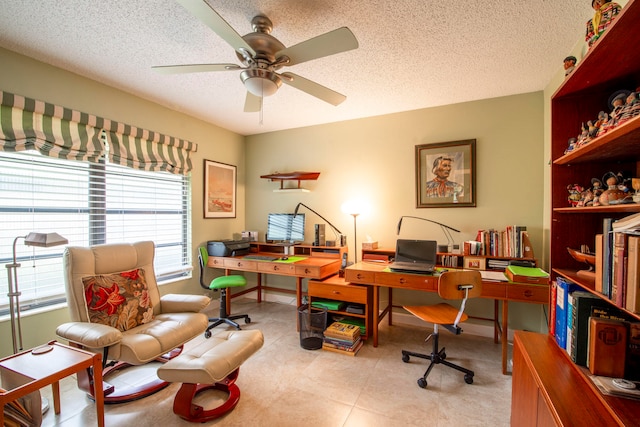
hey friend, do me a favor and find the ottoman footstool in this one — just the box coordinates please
[157,329,264,422]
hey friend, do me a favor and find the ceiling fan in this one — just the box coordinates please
[153,0,359,112]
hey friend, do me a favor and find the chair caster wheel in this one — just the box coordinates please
[402,354,410,363]
[464,374,474,384]
[204,330,212,339]
[245,317,251,324]
[418,378,427,388]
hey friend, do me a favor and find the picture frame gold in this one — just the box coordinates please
[204,159,236,218]
[415,139,476,208]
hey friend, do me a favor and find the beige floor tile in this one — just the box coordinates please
[39,299,512,426]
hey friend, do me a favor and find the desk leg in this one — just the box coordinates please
[502,300,509,375]
[93,354,105,427]
[256,273,262,303]
[373,285,379,347]
[296,277,302,308]
[494,300,499,344]
[388,288,393,326]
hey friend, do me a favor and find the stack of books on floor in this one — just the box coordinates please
[322,321,363,356]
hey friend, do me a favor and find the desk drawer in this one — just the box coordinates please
[308,280,367,304]
[507,284,549,303]
[345,269,376,283]
[295,265,321,278]
[223,258,257,270]
[482,282,507,299]
[258,262,296,275]
[207,257,226,268]
[376,272,437,291]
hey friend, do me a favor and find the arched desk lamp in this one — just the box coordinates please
[396,216,460,253]
[293,203,347,247]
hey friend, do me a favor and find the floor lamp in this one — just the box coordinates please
[6,232,68,354]
[341,201,363,263]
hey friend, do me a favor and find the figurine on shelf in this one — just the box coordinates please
[564,56,577,77]
[599,171,631,205]
[591,177,604,206]
[616,92,638,126]
[564,137,578,154]
[601,89,631,133]
[585,0,622,48]
[575,122,590,148]
[632,178,640,203]
[567,184,584,207]
[595,111,610,137]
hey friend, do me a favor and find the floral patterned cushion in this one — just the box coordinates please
[82,268,154,331]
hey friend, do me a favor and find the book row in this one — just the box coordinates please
[552,277,640,381]
[598,216,640,313]
[466,225,533,258]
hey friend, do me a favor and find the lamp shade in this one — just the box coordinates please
[24,232,68,247]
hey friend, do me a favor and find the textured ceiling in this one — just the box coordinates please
[0,1,592,136]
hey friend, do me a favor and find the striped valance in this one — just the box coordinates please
[0,91,198,175]
[0,91,104,162]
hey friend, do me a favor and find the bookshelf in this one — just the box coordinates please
[511,1,640,424]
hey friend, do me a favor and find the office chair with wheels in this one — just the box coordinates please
[401,270,482,389]
[198,246,251,338]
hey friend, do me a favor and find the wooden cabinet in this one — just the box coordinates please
[308,275,371,340]
[511,331,639,426]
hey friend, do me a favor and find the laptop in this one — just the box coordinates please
[389,239,437,273]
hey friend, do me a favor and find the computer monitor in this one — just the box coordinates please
[266,213,305,243]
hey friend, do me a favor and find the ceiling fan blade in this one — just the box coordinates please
[244,92,262,112]
[175,0,256,57]
[280,72,346,106]
[276,27,358,66]
[152,64,241,74]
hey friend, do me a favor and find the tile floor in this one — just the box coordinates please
[38,299,512,426]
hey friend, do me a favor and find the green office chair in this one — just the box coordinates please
[198,247,251,338]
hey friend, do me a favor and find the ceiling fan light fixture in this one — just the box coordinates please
[240,69,282,97]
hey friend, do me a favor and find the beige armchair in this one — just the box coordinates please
[56,241,210,403]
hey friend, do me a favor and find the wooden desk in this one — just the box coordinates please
[207,252,341,311]
[345,262,548,374]
[0,341,104,427]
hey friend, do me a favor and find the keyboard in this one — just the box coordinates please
[243,254,280,261]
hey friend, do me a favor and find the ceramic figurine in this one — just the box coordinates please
[575,122,590,148]
[564,56,577,77]
[617,92,638,126]
[591,178,604,206]
[596,111,610,137]
[567,184,584,207]
[586,0,622,48]
[565,137,578,154]
[599,171,628,205]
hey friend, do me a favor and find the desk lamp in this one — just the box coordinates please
[6,232,68,353]
[396,216,460,253]
[293,203,347,247]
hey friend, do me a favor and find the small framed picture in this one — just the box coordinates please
[204,159,236,218]
[415,139,476,208]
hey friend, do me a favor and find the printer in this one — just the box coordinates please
[207,239,251,257]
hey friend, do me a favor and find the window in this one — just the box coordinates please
[0,150,191,315]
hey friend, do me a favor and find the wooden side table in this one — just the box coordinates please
[0,341,104,427]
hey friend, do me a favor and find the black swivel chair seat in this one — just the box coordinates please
[198,246,251,338]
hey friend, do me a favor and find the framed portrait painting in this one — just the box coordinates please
[204,159,236,218]
[415,139,476,208]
